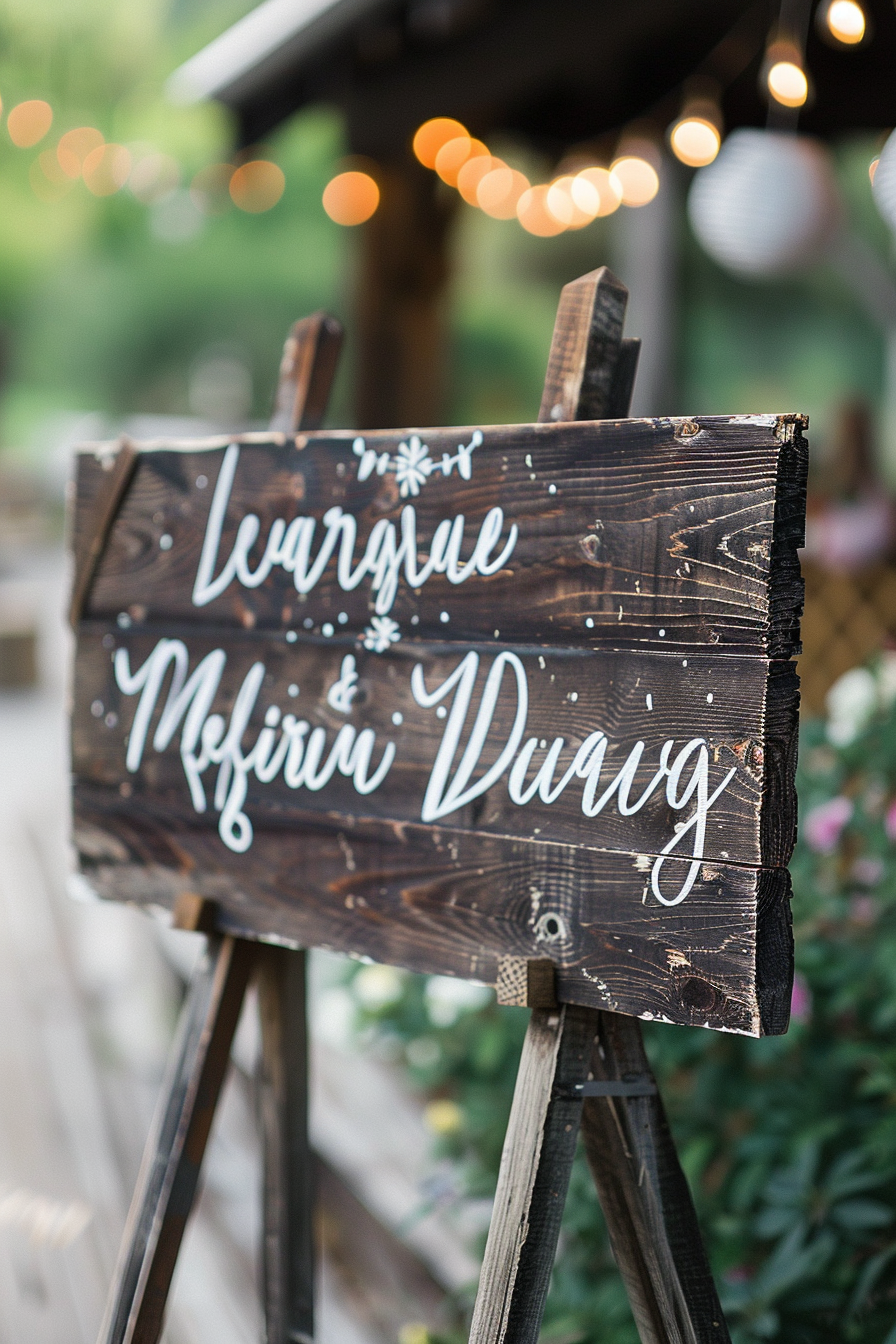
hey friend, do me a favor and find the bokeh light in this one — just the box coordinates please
[516,184,566,236]
[574,166,622,216]
[412,118,467,169]
[83,143,131,196]
[7,100,53,148]
[825,0,865,43]
[547,175,596,228]
[767,60,809,107]
[57,127,104,179]
[477,166,529,219]
[29,150,73,203]
[436,136,488,187]
[610,155,660,206]
[322,170,379,225]
[669,116,721,168]
[870,157,879,184]
[230,160,285,212]
[129,152,180,204]
[191,163,234,214]
[457,152,497,204]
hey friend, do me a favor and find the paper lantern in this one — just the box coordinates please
[871,128,896,233]
[688,128,839,276]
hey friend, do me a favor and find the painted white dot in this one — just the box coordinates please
[91,700,104,717]
[391,711,403,726]
[689,504,695,512]
[303,618,314,629]
[706,693,714,703]
[529,473,536,481]
[117,612,131,629]
[540,739,547,749]
[646,694,653,711]
[538,656,545,669]
[525,453,533,467]
[337,612,348,624]
[104,712,118,728]
[436,705,447,719]
[585,617,594,629]
[682,659,688,667]
[494,629,500,638]
[288,684,299,697]
[159,534,173,550]
[411,614,420,625]
[265,706,281,727]
[568,691,578,703]
[196,474,208,489]
[286,630,297,643]
[659,629,665,637]
[548,483,557,495]
[322,623,334,637]
[440,611,450,623]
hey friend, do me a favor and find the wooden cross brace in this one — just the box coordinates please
[93,272,730,1344]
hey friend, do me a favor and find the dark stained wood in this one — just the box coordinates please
[269,312,344,435]
[256,946,314,1344]
[97,933,253,1344]
[68,438,139,628]
[72,627,798,872]
[468,1005,597,1344]
[581,1011,731,1344]
[73,413,808,658]
[538,268,627,423]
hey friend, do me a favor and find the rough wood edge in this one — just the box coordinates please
[269,312,344,435]
[68,438,140,628]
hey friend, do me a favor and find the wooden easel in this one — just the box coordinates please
[93,270,730,1344]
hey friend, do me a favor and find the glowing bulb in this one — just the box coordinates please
[574,167,622,216]
[546,175,597,228]
[7,100,52,148]
[516,184,566,236]
[230,160,284,212]
[476,166,529,219]
[669,117,721,168]
[826,0,865,43]
[322,170,379,225]
[457,152,497,204]
[768,61,808,108]
[435,135,487,187]
[57,127,104,178]
[610,156,659,206]
[412,118,467,169]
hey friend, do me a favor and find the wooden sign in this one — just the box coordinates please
[71,404,806,1036]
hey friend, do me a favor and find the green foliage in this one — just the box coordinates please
[346,659,896,1342]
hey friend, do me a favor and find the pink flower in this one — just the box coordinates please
[803,796,853,854]
[885,798,896,842]
[790,973,812,1024]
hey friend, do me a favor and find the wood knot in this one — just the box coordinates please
[673,418,701,439]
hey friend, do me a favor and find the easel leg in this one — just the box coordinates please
[97,932,253,1344]
[468,1003,596,1344]
[581,1013,730,1344]
[256,945,314,1344]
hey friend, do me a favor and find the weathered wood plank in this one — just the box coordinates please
[72,414,807,657]
[581,1011,731,1344]
[97,933,253,1344]
[256,945,314,1344]
[72,628,798,874]
[468,1005,596,1344]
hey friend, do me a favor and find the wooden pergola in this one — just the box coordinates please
[171,0,896,428]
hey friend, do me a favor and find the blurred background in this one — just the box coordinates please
[7,0,896,1341]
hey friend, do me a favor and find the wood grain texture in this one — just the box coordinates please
[72,625,798,873]
[72,413,807,657]
[581,1012,730,1344]
[269,312,344,435]
[256,945,314,1344]
[97,933,253,1344]
[468,1005,596,1344]
[537,267,627,422]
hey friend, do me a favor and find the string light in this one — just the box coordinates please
[516,184,566,236]
[477,166,529,219]
[767,59,808,107]
[610,155,660,206]
[669,115,721,168]
[456,152,497,204]
[322,170,379,224]
[229,160,284,212]
[824,0,865,43]
[7,100,52,148]
[412,118,467,168]
[574,167,622,217]
[435,136,487,187]
[57,127,104,178]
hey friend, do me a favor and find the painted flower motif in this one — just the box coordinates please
[803,795,853,854]
[394,436,432,498]
[362,615,401,653]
